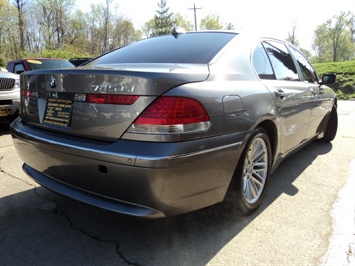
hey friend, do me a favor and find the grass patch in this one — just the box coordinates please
[313,61,355,100]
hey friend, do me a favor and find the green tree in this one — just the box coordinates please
[0,0,24,60]
[111,19,141,48]
[0,53,6,67]
[0,0,143,61]
[0,0,14,58]
[225,23,235,30]
[174,13,194,32]
[142,18,155,38]
[328,11,354,62]
[13,0,26,52]
[35,0,75,50]
[351,16,355,42]
[85,3,104,55]
[25,5,44,55]
[66,10,91,54]
[200,14,223,30]
[313,11,354,62]
[286,18,300,46]
[152,0,175,36]
[313,23,332,62]
[299,48,312,59]
[102,0,114,53]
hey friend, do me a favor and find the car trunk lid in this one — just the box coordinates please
[20,64,209,142]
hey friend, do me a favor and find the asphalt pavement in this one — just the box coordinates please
[1,101,354,266]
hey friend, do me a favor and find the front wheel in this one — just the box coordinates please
[232,128,272,215]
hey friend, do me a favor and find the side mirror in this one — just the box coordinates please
[321,73,336,85]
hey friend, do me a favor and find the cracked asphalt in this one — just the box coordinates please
[1,101,354,266]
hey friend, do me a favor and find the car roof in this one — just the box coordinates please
[9,58,70,63]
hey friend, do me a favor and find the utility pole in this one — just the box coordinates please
[188,3,202,31]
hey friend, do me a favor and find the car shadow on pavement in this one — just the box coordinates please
[0,135,333,265]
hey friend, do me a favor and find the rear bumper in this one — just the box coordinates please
[11,118,247,217]
[23,164,165,218]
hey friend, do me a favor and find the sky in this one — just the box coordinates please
[75,0,354,51]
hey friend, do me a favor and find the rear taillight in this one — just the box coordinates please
[127,96,211,134]
[21,89,31,97]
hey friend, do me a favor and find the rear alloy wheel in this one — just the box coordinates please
[234,128,271,214]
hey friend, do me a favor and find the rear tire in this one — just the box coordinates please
[320,105,337,142]
[231,127,272,215]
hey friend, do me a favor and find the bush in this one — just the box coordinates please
[313,61,355,74]
[41,48,93,60]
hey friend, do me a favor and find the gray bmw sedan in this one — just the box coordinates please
[11,30,337,218]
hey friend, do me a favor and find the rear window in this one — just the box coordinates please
[27,59,74,70]
[91,32,237,65]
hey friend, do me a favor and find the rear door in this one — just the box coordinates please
[253,40,312,154]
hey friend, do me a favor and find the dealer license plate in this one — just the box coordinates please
[44,98,73,127]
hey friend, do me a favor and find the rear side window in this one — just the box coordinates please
[14,63,26,74]
[289,47,318,83]
[90,32,237,64]
[252,43,275,80]
[263,41,299,81]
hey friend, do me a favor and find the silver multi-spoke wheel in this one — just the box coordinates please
[242,136,268,204]
[229,127,271,215]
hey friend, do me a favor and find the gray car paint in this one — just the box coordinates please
[10,32,336,217]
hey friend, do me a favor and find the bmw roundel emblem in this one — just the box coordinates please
[49,75,57,89]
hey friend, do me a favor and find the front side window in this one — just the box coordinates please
[263,41,299,81]
[289,47,318,83]
[252,43,275,80]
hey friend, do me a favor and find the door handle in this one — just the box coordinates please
[310,88,317,97]
[275,88,286,99]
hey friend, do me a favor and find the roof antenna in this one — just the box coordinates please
[172,26,186,38]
